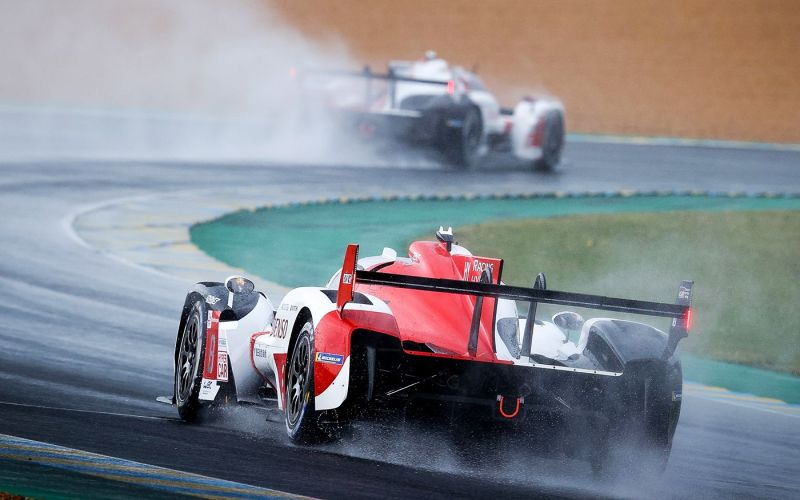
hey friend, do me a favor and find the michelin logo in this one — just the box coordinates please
[315,352,345,365]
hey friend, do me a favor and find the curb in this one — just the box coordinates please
[0,432,311,499]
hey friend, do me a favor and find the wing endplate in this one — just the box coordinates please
[337,244,359,313]
[665,280,694,358]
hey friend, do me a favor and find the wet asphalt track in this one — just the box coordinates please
[1,141,799,499]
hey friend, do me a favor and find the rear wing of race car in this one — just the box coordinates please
[336,244,694,358]
[295,66,452,109]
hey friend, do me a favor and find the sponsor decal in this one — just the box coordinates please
[342,273,353,285]
[254,346,268,358]
[206,295,221,305]
[206,334,216,374]
[289,305,298,312]
[315,352,344,365]
[270,318,288,339]
[217,352,229,382]
[280,303,290,311]
[672,391,683,402]
[473,260,494,274]
[198,378,219,401]
[678,287,691,300]
[462,257,499,282]
[217,332,228,352]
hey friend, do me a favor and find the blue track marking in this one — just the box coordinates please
[0,433,313,499]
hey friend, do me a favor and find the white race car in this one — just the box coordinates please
[299,51,565,170]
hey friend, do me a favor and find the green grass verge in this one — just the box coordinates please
[191,195,800,290]
[452,210,800,375]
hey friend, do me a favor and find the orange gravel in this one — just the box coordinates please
[273,0,800,143]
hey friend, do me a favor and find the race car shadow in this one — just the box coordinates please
[347,140,567,176]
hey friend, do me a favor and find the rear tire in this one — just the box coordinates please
[443,106,482,168]
[285,320,343,443]
[637,363,682,473]
[602,362,681,476]
[175,300,206,422]
[533,111,564,171]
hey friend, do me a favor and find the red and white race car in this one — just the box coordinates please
[169,228,692,472]
[297,51,565,170]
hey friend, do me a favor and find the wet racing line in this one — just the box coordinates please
[2,145,800,499]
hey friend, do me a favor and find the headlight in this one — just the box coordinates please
[225,276,254,295]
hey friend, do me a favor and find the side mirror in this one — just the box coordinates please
[225,276,254,295]
[552,311,584,331]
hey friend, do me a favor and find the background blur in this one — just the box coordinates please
[1,0,798,144]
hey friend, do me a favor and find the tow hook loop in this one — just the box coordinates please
[497,395,523,419]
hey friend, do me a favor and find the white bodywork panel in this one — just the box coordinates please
[251,332,281,406]
[509,98,564,161]
[221,294,275,404]
[246,286,347,411]
[250,286,391,411]
[258,287,338,410]
[315,357,351,410]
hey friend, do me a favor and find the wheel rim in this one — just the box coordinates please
[176,313,200,404]
[287,334,311,426]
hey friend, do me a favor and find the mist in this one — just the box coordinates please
[0,0,381,163]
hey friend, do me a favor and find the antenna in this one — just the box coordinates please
[435,226,454,252]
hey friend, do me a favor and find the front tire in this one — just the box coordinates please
[175,300,206,422]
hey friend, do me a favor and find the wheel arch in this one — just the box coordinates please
[286,307,313,372]
[580,319,675,369]
[175,291,206,368]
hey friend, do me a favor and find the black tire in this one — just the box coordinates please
[533,111,564,171]
[443,106,482,168]
[175,300,207,422]
[601,362,681,476]
[285,320,338,444]
[638,362,682,473]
